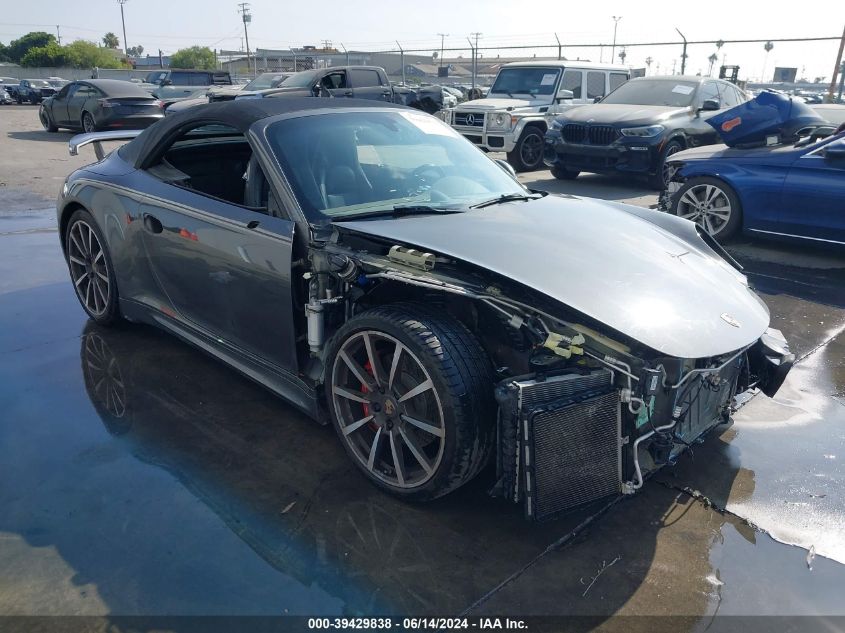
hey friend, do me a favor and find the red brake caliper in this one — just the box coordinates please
[361,361,379,431]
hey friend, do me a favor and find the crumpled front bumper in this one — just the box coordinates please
[748,327,795,397]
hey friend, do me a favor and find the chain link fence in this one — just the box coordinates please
[4,35,841,99]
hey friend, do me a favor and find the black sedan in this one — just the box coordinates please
[39,79,164,133]
[59,99,791,514]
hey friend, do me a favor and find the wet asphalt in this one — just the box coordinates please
[1,118,845,628]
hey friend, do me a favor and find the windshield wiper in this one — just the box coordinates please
[469,193,542,209]
[331,205,463,221]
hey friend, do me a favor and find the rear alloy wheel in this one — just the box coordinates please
[39,106,58,132]
[648,139,684,190]
[82,112,97,133]
[507,127,545,172]
[66,209,120,324]
[326,304,494,500]
[672,176,742,241]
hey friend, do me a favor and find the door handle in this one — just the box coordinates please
[143,213,163,234]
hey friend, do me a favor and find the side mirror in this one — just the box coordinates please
[161,79,172,86]
[593,96,603,103]
[824,140,845,160]
[495,158,518,179]
[555,88,574,102]
[700,99,720,111]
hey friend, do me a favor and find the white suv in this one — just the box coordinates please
[447,61,630,171]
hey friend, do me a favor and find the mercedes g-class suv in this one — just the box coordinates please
[447,61,630,171]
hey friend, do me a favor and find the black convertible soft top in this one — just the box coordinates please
[119,97,407,168]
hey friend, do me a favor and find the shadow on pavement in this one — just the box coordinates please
[6,129,75,143]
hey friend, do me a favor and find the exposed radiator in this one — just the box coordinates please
[495,370,621,520]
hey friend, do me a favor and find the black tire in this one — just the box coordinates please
[648,139,684,190]
[39,106,58,132]
[551,164,580,180]
[82,111,97,133]
[670,176,743,241]
[16,94,22,104]
[325,303,495,501]
[507,126,546,172]
[29,94,39,105]
[65,208,121,325]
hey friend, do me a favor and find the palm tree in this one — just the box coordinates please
[762,40,774,82]
[708,53,718,76]
[102,32,120,49]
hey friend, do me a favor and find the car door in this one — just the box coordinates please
[66,83,93,127]
[321,70,353,98]
[687,81,723,147]
[349,68,391,101]
[778,137,845,244]
[134,123,299,372]
[50,83,74,125]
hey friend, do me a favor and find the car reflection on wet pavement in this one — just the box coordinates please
[2,209,845,625]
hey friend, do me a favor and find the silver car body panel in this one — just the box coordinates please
[337,195,770,359]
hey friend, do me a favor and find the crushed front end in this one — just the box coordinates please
[489,318,792,520]
[308,219,792,520]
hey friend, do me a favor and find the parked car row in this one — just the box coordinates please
[165,66,446,116]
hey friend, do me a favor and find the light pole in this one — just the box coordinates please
[676,28,688,75]
[238,2,253,77]
[611,16,622,62]
[437,33,448,71]
[117,0,128,54]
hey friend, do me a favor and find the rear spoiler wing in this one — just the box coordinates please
[68,130,144,160]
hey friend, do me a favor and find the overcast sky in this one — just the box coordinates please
[1,0,843,82]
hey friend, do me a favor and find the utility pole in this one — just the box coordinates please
[676,28,687,74]
[611,16,622,61]
[55,25,61,45]
[827,24,845,103]
[471,32,481,88]
[340,44,349,66]
[554,32,562,60]
[117,0,128,54]
[396,41,405,86]
[437,33,448,72]
[238,2,253,77]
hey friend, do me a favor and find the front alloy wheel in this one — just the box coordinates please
[327,304,494,500]
[507,127,545,172]
[332,330,446,489]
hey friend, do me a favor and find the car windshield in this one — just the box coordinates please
[601,79,699,107]
[244,73,287,90]
[490,68,560,97]
[29,79,50,87]
[266,110,526,222]
[278,70,319,88]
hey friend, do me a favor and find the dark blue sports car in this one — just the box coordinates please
[662,92,845,246]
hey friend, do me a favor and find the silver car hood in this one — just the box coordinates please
[337,196,770,359]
